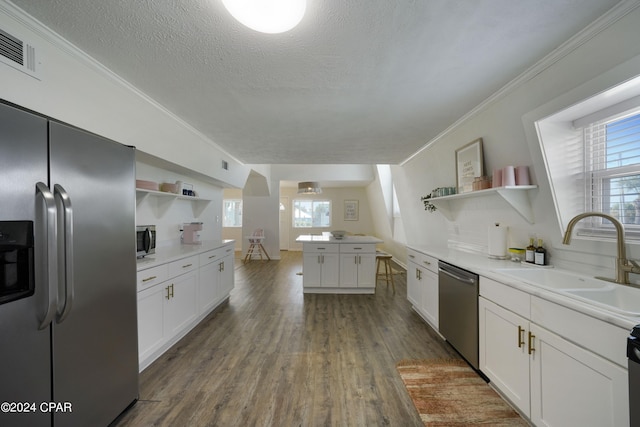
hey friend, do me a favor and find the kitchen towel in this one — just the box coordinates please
[488,223,508,259]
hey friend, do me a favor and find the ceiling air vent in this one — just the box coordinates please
[0,28,40,80]
[221,160,229,171]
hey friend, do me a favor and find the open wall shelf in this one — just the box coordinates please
[429,185,538,224]
[136,188,212,217]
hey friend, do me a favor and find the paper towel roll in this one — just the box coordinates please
[488,223,508,259]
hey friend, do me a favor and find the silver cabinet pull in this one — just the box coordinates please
[142,275,157,282]
[182,263,193,268]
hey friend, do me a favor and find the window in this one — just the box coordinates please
[223,199,242,227]
[584,111,640,232]
[293,199,331,228]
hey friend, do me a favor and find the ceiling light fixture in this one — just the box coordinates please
[297,181,322,194]
[221,0,306,34]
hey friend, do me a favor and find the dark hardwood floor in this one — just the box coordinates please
[115,251,461,426]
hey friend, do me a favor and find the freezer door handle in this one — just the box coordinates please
[54,184,74,323]
[36,182,58,330]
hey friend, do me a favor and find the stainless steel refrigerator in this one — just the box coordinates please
[0,102,138,426]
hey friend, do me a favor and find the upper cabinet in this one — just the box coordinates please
[429,185,538,224]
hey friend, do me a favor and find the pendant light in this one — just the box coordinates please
[297,181,322,194]
[222,0,306,34]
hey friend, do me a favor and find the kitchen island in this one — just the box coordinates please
[296,234,383,294]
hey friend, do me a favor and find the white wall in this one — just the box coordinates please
[136,162,223,246]
[281,186,375,251]
[388,3,640,280]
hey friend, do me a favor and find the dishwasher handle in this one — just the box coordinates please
[438,267,477,285]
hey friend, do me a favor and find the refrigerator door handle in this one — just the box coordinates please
[35,182,58,330]
[54,184,74,323]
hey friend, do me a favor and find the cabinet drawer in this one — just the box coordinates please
[303,243,339,253]
[137,264,169,291]
[531,296,628,367]
[340,243,375,253]
[168,255,199,277]
[480,276,530,318]
[199,248,223,266]
[199,245,234,266]
[406,248,438,273]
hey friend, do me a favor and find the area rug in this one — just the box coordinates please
[396,359,528,426]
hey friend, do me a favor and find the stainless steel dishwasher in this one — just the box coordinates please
[438,261,479,369]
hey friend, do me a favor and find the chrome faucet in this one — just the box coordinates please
[562,212,640,285]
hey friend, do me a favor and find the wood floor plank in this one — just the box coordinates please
[115,251,461,426]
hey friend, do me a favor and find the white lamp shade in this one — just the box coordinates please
[222,0,306,34]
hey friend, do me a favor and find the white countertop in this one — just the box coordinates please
[137,239,235,271]
[407,244,639,330]
[296,234,383,244]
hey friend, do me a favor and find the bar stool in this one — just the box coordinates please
[243,229,271,264]
[376,251,395,293]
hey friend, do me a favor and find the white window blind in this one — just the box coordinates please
[581,110,640,237]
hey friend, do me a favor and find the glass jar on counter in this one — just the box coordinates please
[508,248,525,262]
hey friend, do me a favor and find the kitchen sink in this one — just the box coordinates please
[565,286,640,316]
[491,267,609,290]
[492,267,640,316]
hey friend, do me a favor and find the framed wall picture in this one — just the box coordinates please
[455,138,484,194]
[344,200,359,221]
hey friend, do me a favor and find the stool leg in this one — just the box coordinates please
[259,243,271,261]
[387,260,395,294]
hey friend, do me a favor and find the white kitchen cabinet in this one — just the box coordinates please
[406,248,438,329]
[137,281,167,365]
[198,246,234,314]
[406,263,422,308]
[479,296,530,417]
[339,252,376,288]
[199,252,221,314]
[219,250,235,297]
[479,276,630,426]
[529,323,628,427]
[302,244,340,288]
[136,241,235,371]
[164,270,198,337]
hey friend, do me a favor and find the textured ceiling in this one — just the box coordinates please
[10,0,620,164]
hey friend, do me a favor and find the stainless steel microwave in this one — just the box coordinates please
[136,225,156,258]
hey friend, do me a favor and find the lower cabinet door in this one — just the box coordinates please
[219,254,235,297]
[421,268,439,328]
[407,264,422,307]
[137,282,167,364]
[529,323,629,427]
[357,253,376,288]
[321,253,340,287]
[479,297,530,417]
[198,261,220,314]
[165,271,198,336]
